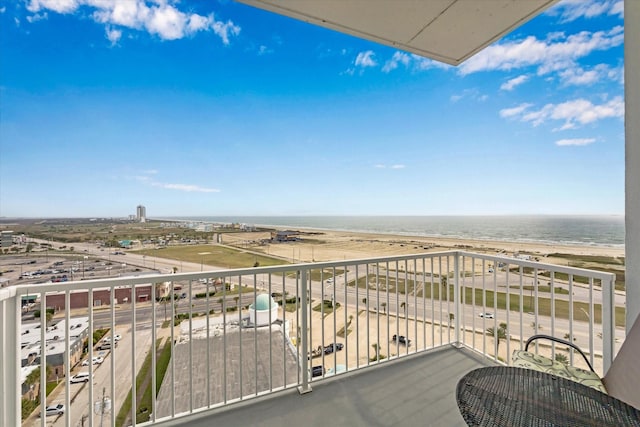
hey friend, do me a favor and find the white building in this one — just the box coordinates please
[136,205,147,223]
[249,294,279,326]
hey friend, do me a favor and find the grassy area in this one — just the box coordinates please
[548,253,625,265]
[115,338,172,426]
[351,274,420,294]
[509,266,625,291]
[509,285,570,295]
[6,219,214,244]
[21,380,59,420]
[453,286,625,327]
[312,300,341,315]
[135,244,288,270]
[309,268,346,282]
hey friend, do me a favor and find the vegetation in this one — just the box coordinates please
[555,353,569,365]
[337,315,354,338]
[548,253,624,265]
[21,365,54,420]
[486,322,508,354]
[313,299,341,314]
[116,338,172,426]
[135,245,287,270]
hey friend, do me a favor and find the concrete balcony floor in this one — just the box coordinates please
[158,345,496,427]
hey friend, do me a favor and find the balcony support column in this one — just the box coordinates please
[298,269,312,394]
[453,253,461,347]
[602,275,616,373]
[0,287,20,427]
[626,0,640,332]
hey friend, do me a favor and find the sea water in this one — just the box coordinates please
[165,215,624,248]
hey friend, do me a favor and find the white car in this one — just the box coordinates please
[103,334,122,343]
[42,404,65,416]
[70,372,92,383]
[478,312,495,319]
[81,356,104,366]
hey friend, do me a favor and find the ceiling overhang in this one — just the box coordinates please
[237,0,559,66]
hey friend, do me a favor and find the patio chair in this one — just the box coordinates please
[512,313,640,410]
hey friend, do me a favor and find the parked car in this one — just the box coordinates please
[103,334,121,343]
[41,404,65,416]
[478,312,494,319]
[392,334,411,346]
[82,356,104,366]
[97,341,115,351]
[311,366,325,377]
[69,372,92,383]
[323,343,344,354]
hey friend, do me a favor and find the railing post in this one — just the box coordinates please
[298,268,312,394]
[0,288,20,427]
[454,253,461,347]
[602,274,616,374]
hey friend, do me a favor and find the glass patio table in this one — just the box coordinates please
[456,366,640,426]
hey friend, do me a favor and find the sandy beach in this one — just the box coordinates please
[220,228,625,267]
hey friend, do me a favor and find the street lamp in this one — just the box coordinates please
[82,255,88,279]
[93,387,111,427]
[121,263,126,276]
[198,252,211,271]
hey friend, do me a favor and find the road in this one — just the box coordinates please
[32,327,153,427]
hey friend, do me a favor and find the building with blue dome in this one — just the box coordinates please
[248,293,279,326]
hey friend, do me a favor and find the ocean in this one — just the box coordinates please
[165,215,625,248]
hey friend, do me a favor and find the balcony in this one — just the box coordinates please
[1,251,622,426]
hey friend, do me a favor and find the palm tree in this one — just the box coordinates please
[486,322,508,354]
[555,353,569,365]
[372,343,380,361]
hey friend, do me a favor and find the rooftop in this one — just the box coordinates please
[157,345,494,426]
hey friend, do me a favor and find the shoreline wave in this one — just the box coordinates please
[155,215,625,249]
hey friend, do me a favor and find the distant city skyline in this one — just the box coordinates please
[0,0,625,217]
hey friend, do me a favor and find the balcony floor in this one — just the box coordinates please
[157,345,496,427]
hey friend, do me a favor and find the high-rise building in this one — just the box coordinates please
[136,205,146,223]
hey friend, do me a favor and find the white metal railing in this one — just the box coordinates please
[0,251,619,426]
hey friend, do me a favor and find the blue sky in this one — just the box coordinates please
[0,0,625,218]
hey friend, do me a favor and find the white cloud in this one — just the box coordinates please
[503,96,623,130]
[26,0,240,44]
[154,183,220,193]
[499,103,533,118]
[558,64,623,86]
[27,0,79,14]
[133,171,218,192]
[500,75,529,91]
[0,6,6,13]
[450,88,488,103]
[26,12,48,23]
[548,0,623,23]
[555,138,596,146]
[355,50,376,68]
[211,20,241,45]
[381,51,451,73]
[459,26,623,76]
[375,164,405,170]
[105,26,121,45]
[382,52,410,73]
